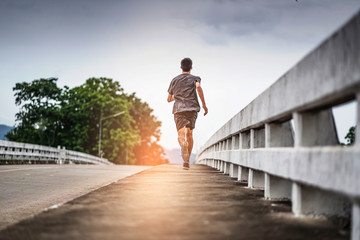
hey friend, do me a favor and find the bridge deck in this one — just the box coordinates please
[0,164,348,240]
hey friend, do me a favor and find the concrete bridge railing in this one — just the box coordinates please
[196,10,360,239]
[0,140,113,165]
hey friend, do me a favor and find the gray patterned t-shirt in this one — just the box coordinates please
[168,74,201,114]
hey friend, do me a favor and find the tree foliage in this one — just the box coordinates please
[344,126,355,145]
[7,77,168,165]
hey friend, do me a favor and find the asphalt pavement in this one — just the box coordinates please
[0,164,151,230]
[0,164,349,240]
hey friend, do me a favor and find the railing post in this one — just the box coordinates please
[248,170,264,189]
[292,111,349,218]
[292,182,302,216]
[229,163,233,177]
[224,162,229,174]
[227,138,232,150]
[239,132,243,149]
[229,134,240,178]
[237,165,248,182]
[228,163,238,178]
[231,135,236,150]
[250,129,255,149]
[356,92,360,148]
[248,129,255,188]
[237,132,249,182]
[248,129,264,188]
[264,173,270,198]
[61,146,66,164]
[248,169,254,188]
[236,133,240,149]
[57,146,61,164]
[264,122,293,200]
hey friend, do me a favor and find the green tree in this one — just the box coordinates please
[127,93,167,165]
[7,77,168,165]
[344,126,355,145]
[6,78,63,146]
[58,77,139,163]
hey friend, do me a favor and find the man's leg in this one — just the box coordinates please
[177,127,190,163]
[186,128,193,156]
[177,127,186,147]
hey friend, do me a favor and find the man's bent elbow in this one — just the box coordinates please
[167,95,174,102]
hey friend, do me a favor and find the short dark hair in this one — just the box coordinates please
[181,58,192,72]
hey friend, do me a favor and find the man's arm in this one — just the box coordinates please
[196,82,208,116]
[167,94,174,102]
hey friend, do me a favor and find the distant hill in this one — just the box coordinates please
[164,148,196,165]
[0,124,14,140]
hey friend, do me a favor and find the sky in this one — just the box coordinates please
[0,0,359,151]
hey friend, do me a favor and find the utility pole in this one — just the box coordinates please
[98,111,125,157]
[126,149,128,165]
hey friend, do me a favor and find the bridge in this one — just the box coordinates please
[196,10,360,240]
[0,10,359,240]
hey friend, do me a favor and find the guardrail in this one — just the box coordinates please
[196,10,360,240]
[0,140,113,165]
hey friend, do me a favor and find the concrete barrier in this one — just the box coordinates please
[196,10,360,240]
[0,140,113,165]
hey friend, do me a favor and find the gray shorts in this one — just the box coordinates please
[174,111,198,131]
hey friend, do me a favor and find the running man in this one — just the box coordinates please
[167,58,208,170]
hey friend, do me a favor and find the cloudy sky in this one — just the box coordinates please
[1,0,359,151]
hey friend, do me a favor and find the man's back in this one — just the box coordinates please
[168,73,201,114]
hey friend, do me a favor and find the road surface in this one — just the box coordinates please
[0,164,348,240]
[0,164,151,230]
